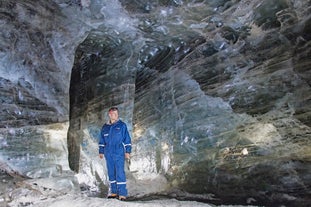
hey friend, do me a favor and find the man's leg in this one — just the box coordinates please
[105,155,117,196]
[115,156,127,198]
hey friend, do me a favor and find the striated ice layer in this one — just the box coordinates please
[0,0,310,206]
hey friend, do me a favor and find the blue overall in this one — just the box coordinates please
[99,120,131,197]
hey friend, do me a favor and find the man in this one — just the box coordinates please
[99,107,131,201]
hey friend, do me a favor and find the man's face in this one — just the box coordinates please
[108,109,118,122]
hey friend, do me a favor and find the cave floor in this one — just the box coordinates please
[0,172,261,207]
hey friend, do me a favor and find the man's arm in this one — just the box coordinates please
[122,123,132,155]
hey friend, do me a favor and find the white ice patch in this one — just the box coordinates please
[0,55,24,83]
[190,22,209,29]
[161,142,171,173]
[130,155,158,180]
[240,123,282,148]
[99,0,137,37]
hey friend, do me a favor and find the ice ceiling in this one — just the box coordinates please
[0,0,310,206]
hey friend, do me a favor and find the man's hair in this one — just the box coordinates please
[108,107,119,112]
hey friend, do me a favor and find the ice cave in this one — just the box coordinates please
[0,0,310,206]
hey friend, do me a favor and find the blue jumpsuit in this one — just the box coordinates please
[99,120,131,197]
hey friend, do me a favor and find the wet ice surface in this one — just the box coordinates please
[0,173,259,207]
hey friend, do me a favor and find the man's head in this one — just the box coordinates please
[108,107,119,123]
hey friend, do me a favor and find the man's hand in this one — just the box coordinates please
[125,153,130,159]
[99,154,104,159]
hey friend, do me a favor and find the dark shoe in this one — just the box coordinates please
[118,196,126,201]
[107,194,118,199]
